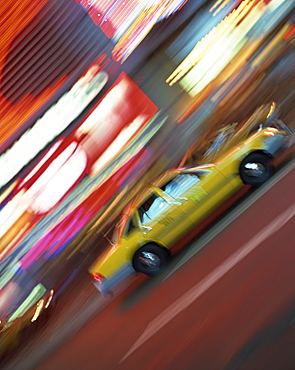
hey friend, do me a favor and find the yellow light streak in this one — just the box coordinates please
[210,0,232,16]
[166,0,269,97]
[112,0,185,62]
[251,22,292,68]
[210,0,225,12]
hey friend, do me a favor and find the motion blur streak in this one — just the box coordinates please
[0,0,61,146]
[22,142,88,214]
[6,284,47,324]
[77,0,188,62]
[166,0,290,96]
[0,140,88,258]
[0,64,108,189]
[111,0,189,62]
[77,72,158,176]
[1,0,113,153]
[210,0,232,16]
[121,201,295,363]
[0,190,30,242]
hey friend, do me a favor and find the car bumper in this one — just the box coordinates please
[92,262,135,295]
[263,128,293,157]
[270,119,294,138]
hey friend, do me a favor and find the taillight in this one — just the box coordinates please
[90,272,105,282]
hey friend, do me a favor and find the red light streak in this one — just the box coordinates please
[19,145,150,268]
[0,0,68,147]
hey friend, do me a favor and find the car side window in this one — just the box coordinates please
[139,175,200,225]
[138,193,169,225]
[161,174,200,198]
[123,209,142,237]
[125,217,135,236]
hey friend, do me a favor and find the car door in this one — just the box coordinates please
[133,186,194,248]
[172,166,237,227]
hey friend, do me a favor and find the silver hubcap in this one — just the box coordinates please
[244,162,267,178]
[139,252,161,269]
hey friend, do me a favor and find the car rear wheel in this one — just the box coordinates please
[133,244,170,276]
[239,153,274,187]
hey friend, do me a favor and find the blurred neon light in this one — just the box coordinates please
[0,70,157,258]
[0,0,49,147]
[77,0,187,62]
[77,72,158,171]
[166,0,286,96]
[0,181,19,208]
[157,0,188,21]
[283,24,294,40]
[7,283,47,323]
[22,141,88,214]
[210,0,232,16]
[19,145,151,269]
[20,207,87,268]
[0,141,88,256]
[251,22,291,68]
[0,214,34,260]
[0,190,30,241]
[18,140,64,189]
[0,59,108,189]
[0,76,67,149]
[89,114,147,175]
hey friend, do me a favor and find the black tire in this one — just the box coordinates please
[239,153,274,187]
[133,244,170,276]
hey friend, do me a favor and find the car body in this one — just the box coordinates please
[89,110,292,294]
[0,283,54,357]
[181,102,293,166]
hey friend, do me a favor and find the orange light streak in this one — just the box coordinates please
[0,0,68,148]
[0,76,67,147]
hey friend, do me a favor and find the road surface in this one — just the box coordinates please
[34,153,295,370]
[2,152,294,370]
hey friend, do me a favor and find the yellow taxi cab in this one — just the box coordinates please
[89,109,292,293]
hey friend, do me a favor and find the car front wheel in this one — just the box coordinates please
[132,244,170,276]
[239,153,274,187]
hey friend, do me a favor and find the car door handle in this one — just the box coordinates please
[171,197,188,205]
[142,226,152,234]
